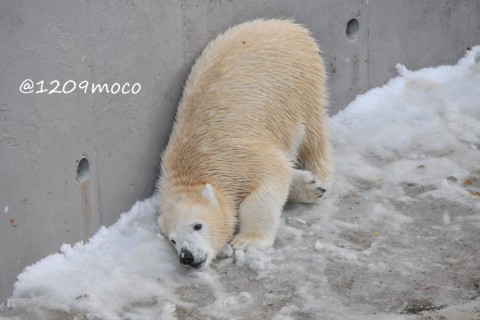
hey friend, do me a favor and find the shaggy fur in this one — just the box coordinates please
[157,19,332,267]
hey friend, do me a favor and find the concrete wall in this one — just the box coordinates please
[0,0,479,302]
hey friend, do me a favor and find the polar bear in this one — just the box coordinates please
[157,19,332,269]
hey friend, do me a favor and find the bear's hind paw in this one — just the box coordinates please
[289,170,327,203]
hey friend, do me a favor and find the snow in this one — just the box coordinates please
[2,46,480,320]
[314,240,324,252]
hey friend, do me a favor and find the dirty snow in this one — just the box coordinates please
[2,47,480,320]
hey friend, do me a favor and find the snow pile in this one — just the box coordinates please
[2,198,192,319]
[2,47,480,320]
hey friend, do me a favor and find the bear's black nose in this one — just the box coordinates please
[179,248,195,266]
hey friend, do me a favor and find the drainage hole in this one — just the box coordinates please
[346,18,360,40]
[77,157,90,183]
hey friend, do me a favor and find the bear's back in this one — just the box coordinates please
[161,19,327,203]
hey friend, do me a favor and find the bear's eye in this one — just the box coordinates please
[193,224,202,231]
[170,239,176,245]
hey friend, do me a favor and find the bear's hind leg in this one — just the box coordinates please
[231,167,291,251]
[293,115,333,202]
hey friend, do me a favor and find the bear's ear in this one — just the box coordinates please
[202,184,218,208]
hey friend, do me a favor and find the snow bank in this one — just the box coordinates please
[2,47,480,320]
[2,198,192,319]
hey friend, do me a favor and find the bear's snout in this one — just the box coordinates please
[179,248,206,269]
[179,248,195,266]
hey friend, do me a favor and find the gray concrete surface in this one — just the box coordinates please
[0,0,479,303]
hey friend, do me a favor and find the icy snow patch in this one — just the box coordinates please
[2,46,480,319]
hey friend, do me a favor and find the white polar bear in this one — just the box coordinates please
[157,19,332,268]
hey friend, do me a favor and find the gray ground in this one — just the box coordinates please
[177,191,479,319]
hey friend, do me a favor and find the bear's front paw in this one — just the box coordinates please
[231,234,274,251]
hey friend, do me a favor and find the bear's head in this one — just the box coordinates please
[158,184,235,269]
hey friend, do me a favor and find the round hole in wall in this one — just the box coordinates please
[346,18,360,40]
[77,157,90,183]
